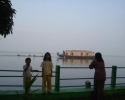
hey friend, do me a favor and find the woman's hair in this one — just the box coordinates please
[95,52,103,62]
[43,52,52,61]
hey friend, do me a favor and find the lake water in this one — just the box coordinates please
[0,51,125,90]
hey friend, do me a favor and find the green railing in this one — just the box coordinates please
[0,66,125,92]
[55,66,125,91]
[0,70,56,88]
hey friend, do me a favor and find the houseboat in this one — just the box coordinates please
[57,50,95,59]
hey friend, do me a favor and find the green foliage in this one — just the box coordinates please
[16,73,39,100]
[0,0,16,38]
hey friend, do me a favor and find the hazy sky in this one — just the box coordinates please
[0,0,125,56]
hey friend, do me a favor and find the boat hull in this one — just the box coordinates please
[57,54,94,59]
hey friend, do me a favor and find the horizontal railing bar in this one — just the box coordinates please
[0,70,57,73]
[0,67,125,72]
[0,76,124,79]
[105,84,112,85]
[0,85,55,87]
[0,76,112,79]
[60,77,111,80]
[60,78,93,80]
[60,84,112,88]
[106,77,112,79]
[116,77,125,78]
[0,83,124,88]
[60,85,87,87]
[0,70,34,72]
[0,76,56,77]
[60,67,113,69]
[60,67,88,69]
[117,67,125,68]
[116,83,125,85]
[0,67,124,72]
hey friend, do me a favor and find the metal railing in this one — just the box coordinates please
[0,66,125,92]
[54,66,125,91]
[0,70,56,88]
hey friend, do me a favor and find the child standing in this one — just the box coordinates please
[40,52,53,94]
[23,58,32,90]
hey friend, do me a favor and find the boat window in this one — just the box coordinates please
[81,52,83,56]
[86,53,88,56]
[70,52,73,56]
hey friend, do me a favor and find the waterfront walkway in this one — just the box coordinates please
[0,86,125,100]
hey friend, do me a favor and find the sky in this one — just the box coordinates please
[0,0,125,56]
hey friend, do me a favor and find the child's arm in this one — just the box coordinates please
[51,69,52,77]
[40,62,44,77]
[51,62,53,77]
[42,68,44,77]
[24,66,29,72]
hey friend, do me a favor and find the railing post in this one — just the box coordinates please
[111,66,117,88]
[55,65,60,91]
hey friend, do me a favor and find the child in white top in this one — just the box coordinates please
[40,52,53,94]
[23,58,32,89]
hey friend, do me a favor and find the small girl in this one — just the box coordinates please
[40,52,53,94]
[23,58,32,90]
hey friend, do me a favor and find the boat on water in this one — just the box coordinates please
[33,55,43,57]
[57,50,95,59]
[17,54,43,57]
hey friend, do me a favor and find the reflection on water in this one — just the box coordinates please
[57,58,92,66]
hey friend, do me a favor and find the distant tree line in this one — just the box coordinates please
[0,0,16,38]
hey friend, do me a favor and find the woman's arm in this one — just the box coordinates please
[89,60,95,69]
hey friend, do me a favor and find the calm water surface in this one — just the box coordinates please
[0,51,125,90]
